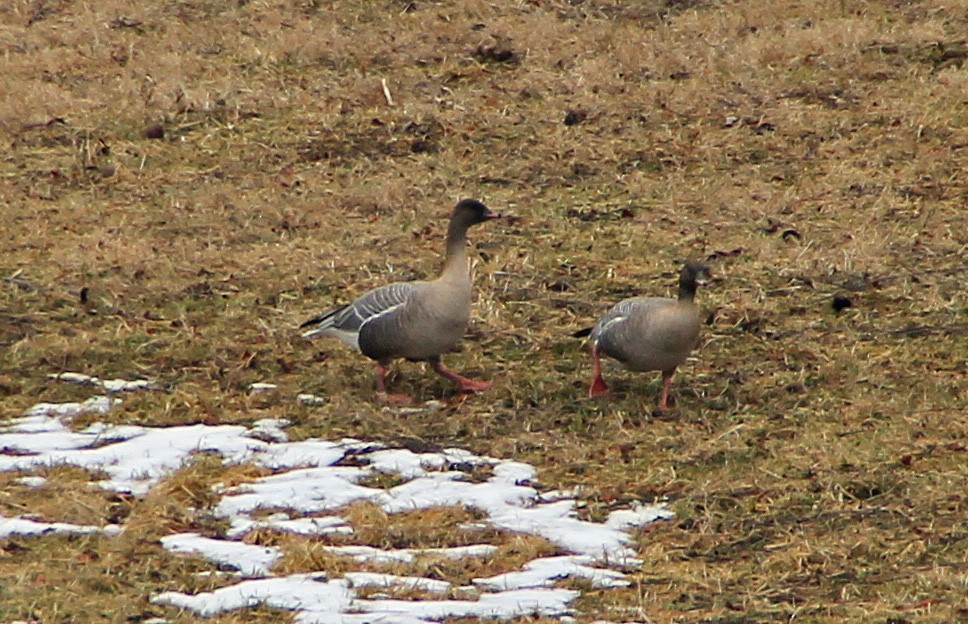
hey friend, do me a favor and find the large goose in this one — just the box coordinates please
[301,199,501,403]
[577,260,711,411]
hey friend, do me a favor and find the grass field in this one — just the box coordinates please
[1,0,966,622]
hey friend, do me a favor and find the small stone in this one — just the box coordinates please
[50,372,100,386]
[297,393,326,406]
[564,109,587,126]
[842,273,869,291]
[101,378,152,393]
[473,42,519,64]
[249,382,278,393]
[832,295,852,312]
[142,123,165,139]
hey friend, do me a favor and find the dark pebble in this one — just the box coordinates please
[832,295,852,312]
[142,123,165,139]
[564,109,587,126]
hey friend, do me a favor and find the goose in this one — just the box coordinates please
[576,260,711,411]
[300,198,501,403]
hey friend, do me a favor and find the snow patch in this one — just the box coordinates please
[25,395,119,419]
[160,533,281,577]
[0,514,121,538]
[3,382,674,623]
[49,372,153,393]
[323,544,499,564]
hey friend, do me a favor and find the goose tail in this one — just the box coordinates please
[300,304,349,338]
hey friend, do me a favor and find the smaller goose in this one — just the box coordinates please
[300,198,501,403]
[577,260,711,411]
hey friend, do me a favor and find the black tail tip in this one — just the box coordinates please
[572,327,592,338]
[299,316,322,329]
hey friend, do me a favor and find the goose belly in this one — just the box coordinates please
[401,316,467,360]
[602,316,699,372]
[619,341,693,372]
[398,286,471,360]
[359,302,469,362]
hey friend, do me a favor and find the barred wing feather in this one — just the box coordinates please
[590,298,639,343]
[301,282,415,346]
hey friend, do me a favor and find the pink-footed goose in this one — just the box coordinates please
[576,260,711,411]
[300,199,501,403]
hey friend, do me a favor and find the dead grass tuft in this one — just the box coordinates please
[120,454,266,540]
[336,502,485,550]
[271,535,358,577]
[0,466,128,527]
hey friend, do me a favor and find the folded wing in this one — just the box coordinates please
[301,282,416,348]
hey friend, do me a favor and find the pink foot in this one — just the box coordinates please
[374,364,410,404]
[588,346,610,398]
[431,360,491,394]
[589,376,610,398]
[657,370,674,411]
[378,392,412,405]
[456,377,492,393]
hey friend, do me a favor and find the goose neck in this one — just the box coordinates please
[677,279,697,302]
[442,222,470,280]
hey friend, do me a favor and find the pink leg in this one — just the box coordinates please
[588,345,610,398]
[375,364,411,404]
[431,360,492,393]
[657,369,674,411]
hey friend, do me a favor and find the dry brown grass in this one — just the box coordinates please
[2,0,967,622]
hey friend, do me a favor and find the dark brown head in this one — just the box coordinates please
[451,199,501,229]
[444,199,501,254]
[678,260,711,301]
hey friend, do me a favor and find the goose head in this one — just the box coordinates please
[678,260,711,301]
[451,198,502,229]
[682,260,711,286]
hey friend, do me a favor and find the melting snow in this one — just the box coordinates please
[152,574,350,618]
[0,377,674,622]
[160,533,281,577]
[226,513,352,538]
[16,475,48,488]
[473,555,630,590]
[48,372,153,393]
[344,571,452,593]
[25,395,119,419]
[323,544,499,564]
[0,514,121,538]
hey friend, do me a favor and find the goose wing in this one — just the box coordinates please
[300,282,416,347]
[589,297,649,344]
